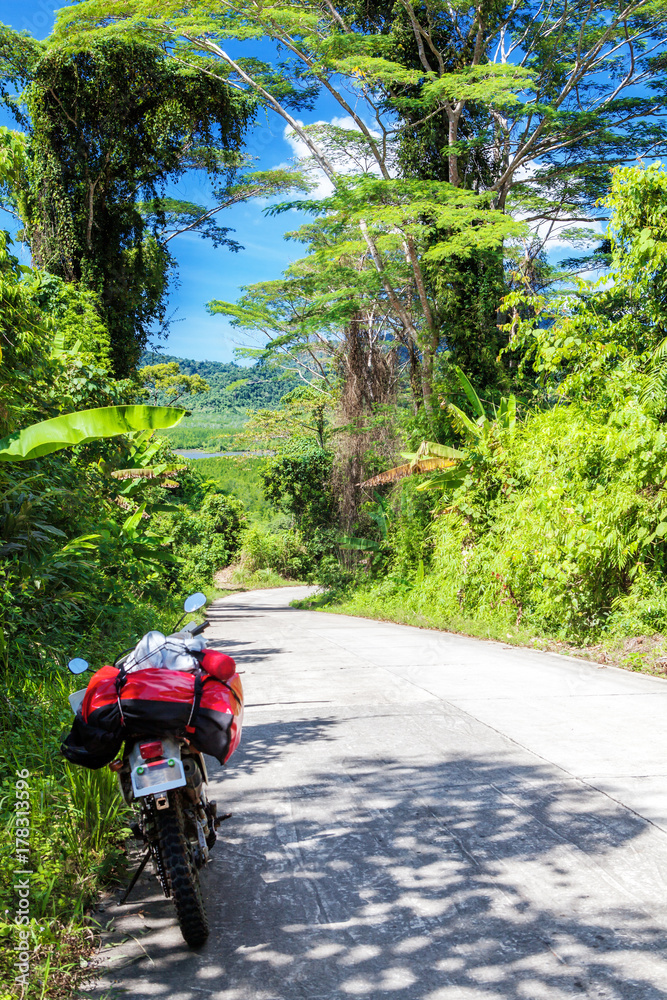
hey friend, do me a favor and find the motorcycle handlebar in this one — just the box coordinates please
[190,621,210,637]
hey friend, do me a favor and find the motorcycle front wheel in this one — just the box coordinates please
[155,792,209,947]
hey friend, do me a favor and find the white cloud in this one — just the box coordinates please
[511,159,606,253]
[278,114,395,200]
[533,217,605,252]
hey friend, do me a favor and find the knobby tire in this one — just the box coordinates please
[155,793,209,947]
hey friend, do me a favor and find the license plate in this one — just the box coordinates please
[131,757,187,798]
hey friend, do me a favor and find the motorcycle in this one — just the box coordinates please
[64,593,243,947]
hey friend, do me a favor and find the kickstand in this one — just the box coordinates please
[119,848,151,905]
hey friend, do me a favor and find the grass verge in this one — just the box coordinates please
[0,595,181,999]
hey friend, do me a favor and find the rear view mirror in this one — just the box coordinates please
[184,592,206,614]
[68,657,89,675]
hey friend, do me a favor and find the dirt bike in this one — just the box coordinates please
[64,593,243,947]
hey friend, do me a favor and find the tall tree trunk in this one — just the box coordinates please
[333,314,399,530]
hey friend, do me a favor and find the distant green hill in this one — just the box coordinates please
[141,352,300,449]
[140,351,299,413]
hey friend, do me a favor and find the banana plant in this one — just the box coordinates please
[444,367,516,443]
[97,501,178,580]
[107,429,187,511]
[361,367,517,490]
[0,405,186,462]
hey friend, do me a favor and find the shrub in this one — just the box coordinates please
[159,490,247,590]
[342,402,667,643]
[261,446,335,534]
[240,524,310,579]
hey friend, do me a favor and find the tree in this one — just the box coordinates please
[0,127,51,434]
[239,386,334,450]
[136,167,310,249]
[52,0,667,400]
[212,173,520,415]
[139,361,211,406]
[0,23,40,128]
[504,164,667,409]
[57,0,667,188]
[262,446,336,535]
[2,32,252,374]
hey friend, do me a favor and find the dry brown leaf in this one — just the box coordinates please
[361,457,456,488]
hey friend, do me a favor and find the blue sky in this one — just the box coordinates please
[0,0,333,363]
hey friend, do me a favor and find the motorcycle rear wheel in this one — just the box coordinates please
[155,793,209,947]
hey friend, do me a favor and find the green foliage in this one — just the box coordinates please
[4,10,667,990]
[0,226,51,437]
[340,403,667,641]
[18,35,251,374]
[139,361,211,406]
[239,387,333,451]
[226,434,345,586]
[187,456,272,520]
[504,164,667,407]
[158,490,247,591]
[0,432,248,997]
[53,0,667,403]
[261,445,335,536]
[54,0,667,210]
[241,523,310,580]
[211,174,523,416]
[140,351,301,413]
[381,478,436,580]
[158,424,242,451]
[0,25,41,127]
[0,75,259,997]
[0,299,244,1000]
[36,273,111,361]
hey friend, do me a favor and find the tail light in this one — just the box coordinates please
[139,741,164,760]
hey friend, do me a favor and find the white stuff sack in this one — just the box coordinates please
[123,630,206,673]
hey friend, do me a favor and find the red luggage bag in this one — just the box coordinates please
[64,648,243,767]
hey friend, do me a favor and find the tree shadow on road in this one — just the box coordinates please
[206,635,285,663]
[216,716,339,778]
[94,715,667,1000]
[207,601,305,616]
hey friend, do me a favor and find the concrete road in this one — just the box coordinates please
[89,587,667,999]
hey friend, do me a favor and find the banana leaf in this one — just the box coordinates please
[121,504,147,532]
[361,440,464,488]
[110,466,186,480]
[452,365,485,418]
[0,405,186,462]
[337,534,380,551]
[362,457,459,487]
[416,466,469,491]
